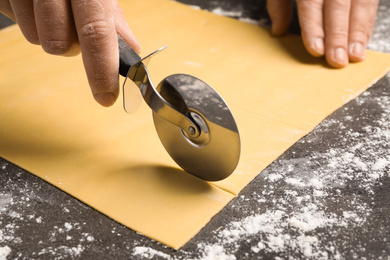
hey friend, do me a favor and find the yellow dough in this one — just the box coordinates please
[1,0,390,249]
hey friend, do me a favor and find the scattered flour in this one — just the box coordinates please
[132,246,171,259]
[285,177,306,187]
[64,222,73,232]
[0,162,90,259]
[372,158,389,171]
[308,178,323,189]
[188,5,201,10]
[0,246,11,260]
[267,173,283,182]
[288,209,334,232]
[196,205,345,258]
[198,244,236,260]
[188,41,390,258]
[210,6,267,26]
[211,7,242,18]
[0,194,12,212]
[37,245,84,258]
[35,217,42,224]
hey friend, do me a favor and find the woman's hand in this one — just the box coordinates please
[267,0,379,68]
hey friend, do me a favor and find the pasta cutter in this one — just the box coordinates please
[118,36,240,181]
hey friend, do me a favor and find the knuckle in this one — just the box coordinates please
[36,0,59,11]
[350,27,371,43]
[41,38,76,55]
[327,0,350,9]
[326,27,348,42]
[79,19,112,42]
[329,30,348,39]
[297,0,323,9]
[87,63,117,89]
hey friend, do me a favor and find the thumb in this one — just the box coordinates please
[267,0,293,36]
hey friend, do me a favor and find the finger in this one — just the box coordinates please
[267,0,293,36]
[113,0,141,54]
[8,0,39,44]
[296,0,325,57]
[33,0,80,56]
[324,0,351,68]
[348,0,379,62]
[0,0,16,21]
[71,0,119,107]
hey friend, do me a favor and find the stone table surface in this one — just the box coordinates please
[1,1,390,259]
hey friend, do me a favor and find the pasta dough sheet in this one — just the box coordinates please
[1,0,390,249]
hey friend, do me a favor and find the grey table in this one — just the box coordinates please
[1,1,389,259]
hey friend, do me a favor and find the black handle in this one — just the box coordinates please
[118,35,142,77]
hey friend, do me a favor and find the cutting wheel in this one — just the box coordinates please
[152,74,240,181]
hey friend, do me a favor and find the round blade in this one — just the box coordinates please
[153,74,240,181]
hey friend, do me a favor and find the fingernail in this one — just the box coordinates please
[350,42,366,60]
[333,47,348,66]
[312,38,324,55]
[94,92,117,107]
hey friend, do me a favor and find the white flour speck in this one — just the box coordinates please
[0,194,12,212]
[211,7,242,18]
[0,246,11,260]
[36,217,42,224]
[132,246,171,259]
[267,173,283,182]
[64,223,73,231]
[198,244,236,260]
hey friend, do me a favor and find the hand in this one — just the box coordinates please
[267,0,379,68]
[0,0,141,106]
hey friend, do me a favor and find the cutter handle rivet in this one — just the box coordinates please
[188,126,196,135]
